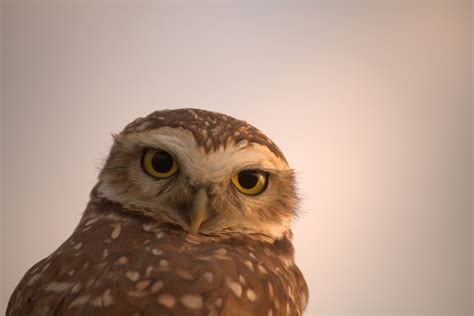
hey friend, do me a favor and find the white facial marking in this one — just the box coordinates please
[120,127,288,183]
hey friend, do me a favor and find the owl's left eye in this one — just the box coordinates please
[141,148,178,179]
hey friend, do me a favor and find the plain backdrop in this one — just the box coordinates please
[1,2,472,316]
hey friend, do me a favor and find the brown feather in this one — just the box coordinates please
[8,198,308,316]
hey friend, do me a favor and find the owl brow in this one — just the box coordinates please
[234,164,279,175]
[115,135,163,152]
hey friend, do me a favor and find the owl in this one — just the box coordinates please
[7,108,308,316]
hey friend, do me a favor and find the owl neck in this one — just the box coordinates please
[84,185,295,252]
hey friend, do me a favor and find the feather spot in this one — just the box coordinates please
[175,268,194,280]
[151,280,164,293]
[152,248,163,256]
[92,289,114,307]
[71,283,82,294]
[68,295,91,308]
[116,256,128,265]
[239,274,246,285]
[213,248,231,260]
[128,290,148,298]
[226,277,242,298]
[268,309,274,316]
[41,262,52,272]
[83,262,90,271]
[246,289,257,302]
[45,281,72,292]
[126,271,140,282]
[268,282,274,298]
[85,217,99,226]
[159,259,169,270]
[203,272,213,283]
[157,294,176,309]
[27,273,41,286]
[145,265,154,277]
[213,248,227,256]
[111,223,121,239]
[142,223,153,231]
[257,264,268,274]
[244,260,255,272]
[180,294,203,309]
[135,280,151,290]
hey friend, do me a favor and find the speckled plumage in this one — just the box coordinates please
[7,108,308,316]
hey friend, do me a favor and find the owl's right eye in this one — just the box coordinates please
[141,148,178,179]
[231,170,268,195]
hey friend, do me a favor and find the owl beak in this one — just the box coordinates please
[189,188,210,234]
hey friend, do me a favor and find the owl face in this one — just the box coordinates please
[96,109,297,240]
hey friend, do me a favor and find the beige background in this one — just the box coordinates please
[1,2,472,315]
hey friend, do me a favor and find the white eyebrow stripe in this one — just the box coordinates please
[120,127,289,181]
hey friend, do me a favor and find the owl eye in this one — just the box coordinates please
[141,148,178,179]
[231,170,268,195]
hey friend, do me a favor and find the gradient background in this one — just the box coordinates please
[1,2,472,315]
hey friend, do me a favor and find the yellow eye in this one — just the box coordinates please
[231,170,268,195]
[141,148,178,179]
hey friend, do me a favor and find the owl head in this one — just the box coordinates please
[95,109,297,240]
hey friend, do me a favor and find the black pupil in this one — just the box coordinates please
[238,172,259,189]
[151,151,173,173]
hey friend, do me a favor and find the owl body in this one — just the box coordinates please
[7,109,308,316]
